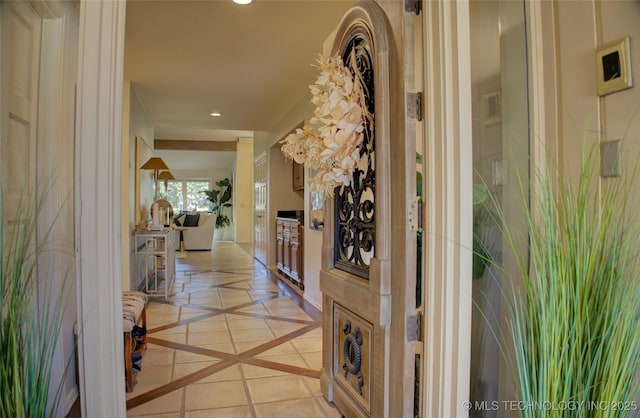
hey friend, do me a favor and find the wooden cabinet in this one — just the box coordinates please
[276,217,304,289]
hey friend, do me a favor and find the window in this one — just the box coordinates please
[165,179,211,212]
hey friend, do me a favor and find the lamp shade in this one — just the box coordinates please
[140,157,169,170]
[157,171,175,181]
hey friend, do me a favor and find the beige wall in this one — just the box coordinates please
[268,145,304,264]
[123,82,154,290]
[121,83,131,291]
[599,2,640,139]
[556,1,640,180]
[255,94,311,269]
[235,138,254,244]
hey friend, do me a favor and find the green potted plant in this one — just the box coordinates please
[202,178,232,229]
[485,143,640,417]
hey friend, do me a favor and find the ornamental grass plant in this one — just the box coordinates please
[0,188,71,418]
[484,142,640,418]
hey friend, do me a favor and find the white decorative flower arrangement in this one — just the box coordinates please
[280,52,373,197]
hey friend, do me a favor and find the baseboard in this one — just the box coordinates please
[269,268,304,297]
[304,293,322,311]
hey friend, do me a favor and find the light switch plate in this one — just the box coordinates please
[601,139,621,177]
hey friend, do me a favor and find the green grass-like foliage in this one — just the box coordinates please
[0,189,69,418]
[489,144,640,418]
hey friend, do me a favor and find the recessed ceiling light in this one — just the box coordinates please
[209,112,222,117]
[233,0,252,4]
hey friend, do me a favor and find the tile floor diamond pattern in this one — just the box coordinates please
[126,243,341,417]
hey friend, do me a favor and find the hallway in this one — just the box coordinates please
[126,243,341,417]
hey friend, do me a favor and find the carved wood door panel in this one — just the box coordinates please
[320,2,417,417]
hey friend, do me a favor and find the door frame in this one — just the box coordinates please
[420,2,474,417]
[253,150,268,265]
[71,0,559,415]
[74,1,127,416]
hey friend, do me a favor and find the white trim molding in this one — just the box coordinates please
[421,0,474,417]
[525,0,559,185]
[75,1,127,416]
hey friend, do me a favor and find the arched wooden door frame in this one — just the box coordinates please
[319,2,418,417]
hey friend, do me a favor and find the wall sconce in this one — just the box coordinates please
[140,157,169,200]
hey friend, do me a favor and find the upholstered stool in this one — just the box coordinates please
[122,291,148,392]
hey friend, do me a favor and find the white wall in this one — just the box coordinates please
[36,3,80,414]
[170,168,232,184]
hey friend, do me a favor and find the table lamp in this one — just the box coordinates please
[140,157,169,200]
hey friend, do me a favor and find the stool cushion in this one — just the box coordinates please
[122,291,148,332]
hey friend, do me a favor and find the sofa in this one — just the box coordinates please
[174,212,217,250]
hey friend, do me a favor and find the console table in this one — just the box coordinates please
[134,229,177,300]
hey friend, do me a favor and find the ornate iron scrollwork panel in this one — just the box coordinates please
[334,31,376,280]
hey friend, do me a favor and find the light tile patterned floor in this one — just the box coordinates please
[126,243,342,418]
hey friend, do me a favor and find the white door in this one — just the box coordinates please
[0,1,41,219]
[253,151,268,265]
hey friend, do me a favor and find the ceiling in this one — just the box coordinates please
[124,0,355,146]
